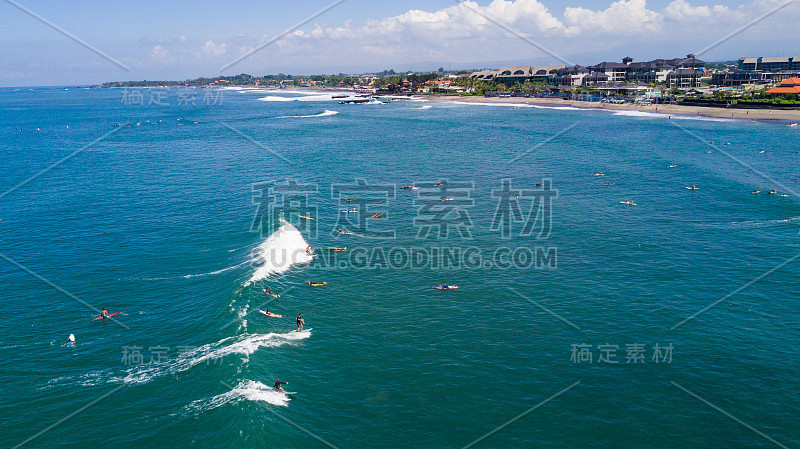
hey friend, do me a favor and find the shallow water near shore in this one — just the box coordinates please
[1,86,799,448]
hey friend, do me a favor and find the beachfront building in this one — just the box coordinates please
[560,70,609,86]
[666,69,703,89]
[767,77,800,96]
[735,56,800,82]
[587,55,704,84]
[469,70,498,81]
[470,65,566,85]
[495,66,534,84]
[710,69,760,87]
[587,61,629,82]
[738,56,800,72]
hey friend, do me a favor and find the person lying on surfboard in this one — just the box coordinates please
[296,314,304,332]
[264,286,279,298]
[274,378,288,392]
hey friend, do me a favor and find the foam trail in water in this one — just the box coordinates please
[246,220,313,285]
[257,96,296,102]
[452,101,539,108]
[611,110,737,122]
[183,260,251,279]
[276,110,339,119]
[703,216,800,230]
[59,331,311,387]
[183,380,290,415]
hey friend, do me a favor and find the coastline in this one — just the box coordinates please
[142,84,799,123]
[422,94,800,122]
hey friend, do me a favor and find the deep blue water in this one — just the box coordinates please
[1,86,799,448]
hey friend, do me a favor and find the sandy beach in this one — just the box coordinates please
[424,94,800,122]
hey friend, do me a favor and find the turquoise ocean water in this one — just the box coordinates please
[1,86,798,448]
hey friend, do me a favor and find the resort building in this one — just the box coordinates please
[734,56,800,82]
[710,69,760,87]
[469,70,497,81]
[738,56,800,72]
[767,77,800,95]
[666,68,703,89]
[587,55,704,84]
[470,64,566,85]
[494,65,534,84]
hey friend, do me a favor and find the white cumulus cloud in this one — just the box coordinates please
[200,40,227,57]
[663,0,733,21]
[564,0,662,35]
[151,45,169,58]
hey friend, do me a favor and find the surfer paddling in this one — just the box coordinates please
[264,286,279,298]
[296,313,304,332]
[274,378,288,392]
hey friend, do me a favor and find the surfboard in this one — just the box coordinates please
[93,312,120,321]
[685,187,699,190]
[433,285,459,290]
[261,310,283,318]
[280,391,298,395]
[296,327,313,333]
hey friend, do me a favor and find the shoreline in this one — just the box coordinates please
[421,94,800,122]
[107,84,800,123]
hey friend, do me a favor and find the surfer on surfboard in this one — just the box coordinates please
[264,286,279,298]
[100,308,109,319]
[274,378,288,392]
[296,314,304,332]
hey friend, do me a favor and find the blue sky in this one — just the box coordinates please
[1,0,798,86]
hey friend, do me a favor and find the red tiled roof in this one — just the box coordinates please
[768,86,800,94]
[767,77,800,94]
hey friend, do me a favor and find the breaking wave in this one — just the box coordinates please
[245,220,314,285]
[276,110,339,119]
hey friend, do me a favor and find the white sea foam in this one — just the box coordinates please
[296,94,341,102]
[452,101,539,108]
[184,380,290,415]
[419,105,432,110]
[245,220,313,285]
[58,331,311,387]
[182,261,250,278]
[710,216,800,230]
[536,105,585,111]
[258,96,296,102]
[611,110,736,122]
[276,110,339,119]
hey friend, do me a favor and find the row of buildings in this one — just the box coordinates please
[470,55,706,89]
[712,56,800,86]
[468,54,800,90]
